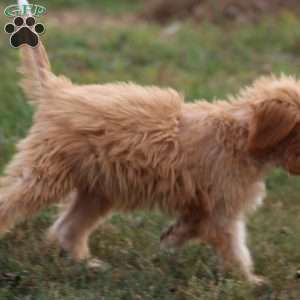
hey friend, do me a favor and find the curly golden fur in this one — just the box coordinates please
[1,29,300,284]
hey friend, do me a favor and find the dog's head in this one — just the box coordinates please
[247,80,300,175]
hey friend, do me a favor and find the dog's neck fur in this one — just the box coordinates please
[175,100,268,217]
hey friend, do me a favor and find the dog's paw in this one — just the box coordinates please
[160,236,178,252]
[247,274,269,285]
[160,223,184,250]
[4,16,45,48]
[160,227,177,250]
[86,258,111,272]
[159,243,177,255]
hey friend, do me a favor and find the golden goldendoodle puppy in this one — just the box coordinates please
[1,30,300,285]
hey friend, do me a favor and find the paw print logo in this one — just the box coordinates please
[4,16,45,48]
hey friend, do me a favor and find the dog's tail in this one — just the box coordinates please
[18,0,54,104]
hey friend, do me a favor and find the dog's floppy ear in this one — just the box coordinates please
[248,99,298,154]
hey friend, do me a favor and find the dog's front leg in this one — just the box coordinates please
[204,217,266,285]
[160,215,201,249]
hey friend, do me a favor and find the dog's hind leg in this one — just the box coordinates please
[0,156,73,236]
[48,190,112,261]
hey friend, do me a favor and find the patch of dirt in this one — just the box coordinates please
[141,0,300,24]
[45,10,136,28]
[0,5,137,28]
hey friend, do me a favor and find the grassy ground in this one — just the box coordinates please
[1,1,300,299]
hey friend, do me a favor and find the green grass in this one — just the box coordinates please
[1,3,300,299]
